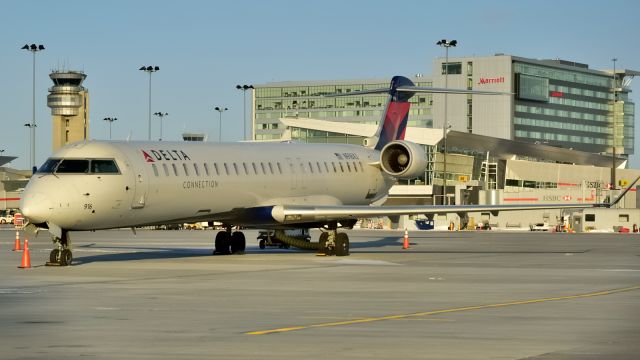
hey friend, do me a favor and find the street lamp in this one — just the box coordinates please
[103,117,117,140]
[214,106,228,142]
[21,43,45,170]
[235,84,254,140]
[23,123,37,173]
[139,65,160,140]
[611,58,618,191]
[437,39,457,205]
[153,112,168,141]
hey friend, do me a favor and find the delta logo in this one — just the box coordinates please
[478,76,505,85]
[141,149,192,163]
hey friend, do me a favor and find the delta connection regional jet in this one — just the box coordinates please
[20,76,637,266]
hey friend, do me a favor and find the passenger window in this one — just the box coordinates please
[56,159,89,173]
[331,162,337,173]
[242,162,249,175]
[252,162,258,175]
[277,162,283,174]
[193,163,200,176]
[316,162,322,173]
[91,159,119,174]
[163,164,170,176]
[152,164,159,177]
[353,161,358,172]
[299,162,305,174]
[346,162,351,172]
[260,163,267,175]
[269,162,275,174]
[324,162,330,172]
[359,162,364,172]
[223,163,229,175]
[204,163,210,176]
[213,163,220,176]
[233,163,239,175]
[172,164,179,176]
[308,162,314,174]
[339,162,345,173]
[183,163,190,176]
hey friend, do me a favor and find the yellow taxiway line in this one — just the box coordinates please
[246,284,640,335]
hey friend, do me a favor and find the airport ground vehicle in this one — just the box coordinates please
[257,229,310,249]
[0,214,13,224]
[529,222,550,231]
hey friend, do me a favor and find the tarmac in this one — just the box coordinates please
[1,227,640,359]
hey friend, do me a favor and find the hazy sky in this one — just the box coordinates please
[1,0,639,169]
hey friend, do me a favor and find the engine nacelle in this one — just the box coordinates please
[380,140,428,179]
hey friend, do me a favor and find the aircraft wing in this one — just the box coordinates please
[270,202,599,224]
[269,176,638,225]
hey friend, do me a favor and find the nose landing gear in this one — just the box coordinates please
[47,230,73,266]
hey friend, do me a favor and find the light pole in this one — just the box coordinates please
[214,107,228,142]
[235,84,254,140]
[153,112,168,141]
[21,43,44,170]
[611,58,618,191]
[437,39,457,205]
[103,117,117,140]
[139,66,160,140]
[23,123,37,172]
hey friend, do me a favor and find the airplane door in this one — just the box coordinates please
[366,172,379,199]
[131,170,148,209]
[286,157,297,190]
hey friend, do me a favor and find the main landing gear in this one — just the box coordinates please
[213,226,246,255]
[47,230,73,266]
[318,222,350,256]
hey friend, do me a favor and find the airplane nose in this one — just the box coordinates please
[20,192,53,224]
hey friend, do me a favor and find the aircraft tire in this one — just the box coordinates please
[214,231,231,255]
[259,240,266,249]
[335,233,350,257]
[231,232,246,254]
[50,249,61,263]
[318,232,329,254]
[60,249,73,266]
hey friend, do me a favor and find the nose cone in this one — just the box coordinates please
[20,192,53,224]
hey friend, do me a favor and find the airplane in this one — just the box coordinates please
[20,75,639,266]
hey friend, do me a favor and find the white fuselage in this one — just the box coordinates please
[21,141,394,231]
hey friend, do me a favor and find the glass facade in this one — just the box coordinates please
[253,79,433,140]
[513,61,634,155]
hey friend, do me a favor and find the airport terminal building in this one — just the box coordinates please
[252,54,640,228]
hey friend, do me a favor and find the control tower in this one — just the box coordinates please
[47,70,89,151]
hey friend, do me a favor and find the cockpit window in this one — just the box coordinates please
[91,159,119,174]
[37,158,61,173]
[56,159,89,173]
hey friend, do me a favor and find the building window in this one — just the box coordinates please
[442,62,462,75]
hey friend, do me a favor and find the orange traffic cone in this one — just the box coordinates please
[18,239,31,269]
[12,231,21,251]
[402,229,410,249]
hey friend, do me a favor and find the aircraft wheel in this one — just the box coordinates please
[335,233,350,257]
[259,239,266,249]
[60,249,73,266]
[231,232,246,254]
[214,231,231,255]
[49,249,61,263]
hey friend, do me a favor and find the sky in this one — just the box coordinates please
[1,0,639,169]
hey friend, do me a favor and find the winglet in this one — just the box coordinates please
[607,175,640,207]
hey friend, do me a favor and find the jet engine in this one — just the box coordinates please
[379,140,428,179]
